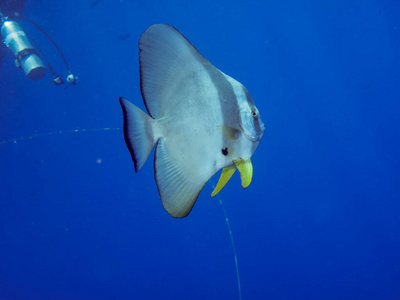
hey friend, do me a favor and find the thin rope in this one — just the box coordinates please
[0,127,121,145]
[212,182,243,300]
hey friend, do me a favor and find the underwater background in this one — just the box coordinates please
[1,0,399,299]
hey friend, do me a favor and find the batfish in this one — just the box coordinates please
[119,24,265,218]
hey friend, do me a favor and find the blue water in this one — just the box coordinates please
[1,1,399,299]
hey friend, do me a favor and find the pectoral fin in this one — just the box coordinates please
[219,126,241,140]
[211,165,237,197]
[233,158,253,188]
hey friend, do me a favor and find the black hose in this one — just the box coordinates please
[20,16,71,74]
[25,32,55,75]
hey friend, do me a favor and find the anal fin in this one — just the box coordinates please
[155,139,206,218]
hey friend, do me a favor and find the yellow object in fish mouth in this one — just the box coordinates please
[211,158,253,197]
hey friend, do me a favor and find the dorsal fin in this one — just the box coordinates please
[139,24,208,118]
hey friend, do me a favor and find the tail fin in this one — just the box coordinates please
[119,97,157,172]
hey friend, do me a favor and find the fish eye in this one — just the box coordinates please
[251,110,258,119]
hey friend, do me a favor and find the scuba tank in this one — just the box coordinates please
[1,18,46,80]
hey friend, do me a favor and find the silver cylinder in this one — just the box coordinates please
[1,19,46,80]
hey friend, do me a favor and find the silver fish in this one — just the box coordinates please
[119,24,265,218]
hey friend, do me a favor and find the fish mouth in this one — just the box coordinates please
[241,121,265,142]
[211,158,253,197]
[243,130,264,142]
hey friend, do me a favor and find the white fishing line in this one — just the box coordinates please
[0,127,121,145]
[1,128,243,299]
[212,182,243,300]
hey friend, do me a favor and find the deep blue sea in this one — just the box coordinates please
[1,1,399,299]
